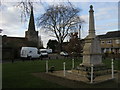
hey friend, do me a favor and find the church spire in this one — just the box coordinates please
[28,6,35,31]
[88,5,96,38]
[25,5,39,47]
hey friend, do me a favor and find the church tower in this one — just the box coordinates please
[25,6,38,46]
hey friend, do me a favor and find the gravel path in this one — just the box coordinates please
[32,71,119,88]
[32,72,91,88]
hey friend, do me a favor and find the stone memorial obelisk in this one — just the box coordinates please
[81,5,102,67]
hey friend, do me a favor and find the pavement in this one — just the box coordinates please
[48,70,119,84]
[32,71,119,88]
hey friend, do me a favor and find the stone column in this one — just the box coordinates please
[81,5,102,66]
[88,5,96,38]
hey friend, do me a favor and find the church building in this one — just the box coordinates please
[2,6,43,60]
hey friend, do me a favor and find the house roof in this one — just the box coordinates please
[2,35,26,41]
[97,31,120,39]
[2,35,28,47]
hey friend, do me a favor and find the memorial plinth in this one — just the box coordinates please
[81,5,102,67]
[78,5,108,79]
[82,37,102,66]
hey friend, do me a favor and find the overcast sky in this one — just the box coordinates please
[0,0,119,47]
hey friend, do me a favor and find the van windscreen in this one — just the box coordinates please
[41,51,47,53]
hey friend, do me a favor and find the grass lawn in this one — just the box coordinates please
[2,58,120,88]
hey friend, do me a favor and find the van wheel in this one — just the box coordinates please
[28,56,32,60]
[39,56,42,60]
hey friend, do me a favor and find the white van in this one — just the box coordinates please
[46,49,52,54]
[20,47,41,59]
[39,49,48,57]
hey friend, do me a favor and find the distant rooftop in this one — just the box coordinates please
[97,31,120,39]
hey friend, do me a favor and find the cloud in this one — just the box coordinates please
[0,2,118,47]
[39,29,56,48]
[2,0,120,3]
[0,2,49,47]
[0,2,45,37]
[80,15,88,22]
[0,3,25,36]
[96,22,118,28]
[94,5,118,35]
[96,22,118,34]
[79,3,118,38]
[95,6,118,21]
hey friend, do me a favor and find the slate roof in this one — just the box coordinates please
[97,31,120,39]
[2,35,27,48]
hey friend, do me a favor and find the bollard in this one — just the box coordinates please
[46,60,48,73]
[72,58,74,69]
[91,64,93,83]
[12,59,14,63]
[111,59,114,78]
[49,57,50,60]
[63,62,66,76]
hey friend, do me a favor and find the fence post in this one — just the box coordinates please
[111,59,114,78]
[91,64,93,83]
[46,60,48,73]
[63,62,66,76]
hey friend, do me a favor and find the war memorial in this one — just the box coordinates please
[44,5,117,84]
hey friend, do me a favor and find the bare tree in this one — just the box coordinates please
[14,1,84,51]
[15,0,34,22]
[65,32,82,57]
[0,0,1,7]
[0,29,3,33]
[15,0,43,22]
[37,4,84,51]
[15,0,49,22]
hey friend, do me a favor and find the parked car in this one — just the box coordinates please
[20,47,41,59]
[60,51,69,56]
[39,49,48,57]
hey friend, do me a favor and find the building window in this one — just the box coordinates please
[101,41,105,44]
[116,40,120,44]
[107,40,112,44]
